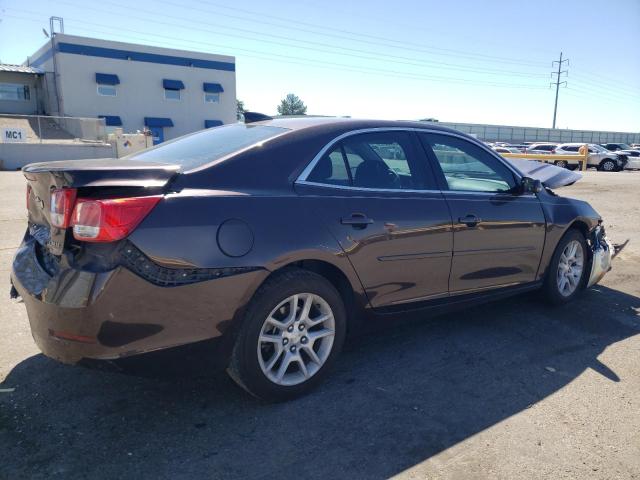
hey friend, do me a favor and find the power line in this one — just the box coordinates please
[4,12,549,91]
[550,52,569,129]
[39,0,548,79]
[186,0,550,67]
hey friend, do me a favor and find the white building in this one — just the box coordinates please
[19,34,236,143]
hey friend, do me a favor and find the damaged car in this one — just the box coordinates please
[11,118,614,401]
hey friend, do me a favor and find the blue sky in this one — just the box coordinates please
[0,0,638,131]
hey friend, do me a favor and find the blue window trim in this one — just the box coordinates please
[203,82,224,93]
[56,43,235,72]
[204,120,223,128]
[99,115,123,126]
[144,117,174,128]
[163,79,185,90]
[95,73,120,85]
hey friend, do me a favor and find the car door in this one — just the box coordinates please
[295,130,453,308]
[418,132,546,295]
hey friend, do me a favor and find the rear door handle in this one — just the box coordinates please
[458,215,481,227]
[341,213,374,229]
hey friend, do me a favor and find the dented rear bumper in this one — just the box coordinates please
[11,237,267,364]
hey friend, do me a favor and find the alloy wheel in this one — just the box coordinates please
[556,240,584,297]
[257,293,335,386]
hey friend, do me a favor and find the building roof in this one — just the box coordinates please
[0,64,44,74]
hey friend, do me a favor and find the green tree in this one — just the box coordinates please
[277,93,307,116]
[236,99,246,120]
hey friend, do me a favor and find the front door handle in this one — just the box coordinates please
[341,213,374,229]
[458,215,481,227]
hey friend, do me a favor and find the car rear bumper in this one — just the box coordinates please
[11,239,267,364]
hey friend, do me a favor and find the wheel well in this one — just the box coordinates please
[267,260,358,330]
[568,220,590,239]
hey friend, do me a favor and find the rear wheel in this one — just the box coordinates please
[543,230,588,305]
[227,269,346,401]
[599,159,617,172]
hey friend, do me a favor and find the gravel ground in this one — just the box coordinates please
[1,170,639,479]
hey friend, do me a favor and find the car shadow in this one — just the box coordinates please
[1,285,639,479]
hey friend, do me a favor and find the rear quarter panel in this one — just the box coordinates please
[127,190,367,303]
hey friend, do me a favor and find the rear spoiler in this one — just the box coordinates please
[244,111,273,124]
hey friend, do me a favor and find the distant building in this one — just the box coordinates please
[0,33,236,144]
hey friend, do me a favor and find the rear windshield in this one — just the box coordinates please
[127,124,289,171]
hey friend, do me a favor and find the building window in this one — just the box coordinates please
[204,93,220,103]
[165,88,181,101]
[97,84,117,96]
[0,83,30,101]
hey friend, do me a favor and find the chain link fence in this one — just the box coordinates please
[433,122,640,144]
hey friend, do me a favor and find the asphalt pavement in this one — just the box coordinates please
[1,170,639,479]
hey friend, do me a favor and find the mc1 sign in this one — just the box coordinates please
[2,128,27,143]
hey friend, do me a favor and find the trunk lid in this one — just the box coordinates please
[24,158,179,255]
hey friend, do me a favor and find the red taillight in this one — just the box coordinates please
[71,196,161,242]
[50,188,77,228]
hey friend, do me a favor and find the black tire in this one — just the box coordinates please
[543,229,589,305]
[227,268,346,401]
[599,159,617,172]
[554,160,568,169]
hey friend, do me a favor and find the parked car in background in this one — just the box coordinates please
[524,143,582,169]
[10,118,614,400]
[617,149,640,170]
[556,143,628,171]
[492,146,522,154]
[526,143,557,154]
[631,144,640,149]
[601,143,632,152]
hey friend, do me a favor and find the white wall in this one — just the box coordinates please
[49,34,236,140]
[0,143,114,170]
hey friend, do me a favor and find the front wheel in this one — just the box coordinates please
[227,269,346,401]
[543,230,589,305]
[599,159,617,172]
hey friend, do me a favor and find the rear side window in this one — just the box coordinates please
[562,146,579,152]
[306,131,433,190]
[128,124,289,171]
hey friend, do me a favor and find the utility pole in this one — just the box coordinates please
[551,52,569,129]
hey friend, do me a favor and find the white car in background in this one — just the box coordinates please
[617,149,640,170]
[492,146,522,154]
[555,143,628,172]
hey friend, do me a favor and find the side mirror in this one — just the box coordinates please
[521,176,543,194]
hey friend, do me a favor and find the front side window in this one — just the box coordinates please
[97,84,116,96]
[165,89,181,100]
[306,131,430,190]
[0,83,30,101]
[420,133,516,193]
[204,93,220,103]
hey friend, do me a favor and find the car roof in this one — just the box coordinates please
[249,116,466,135]
[558,143,596,146]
